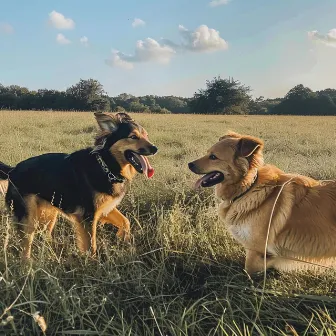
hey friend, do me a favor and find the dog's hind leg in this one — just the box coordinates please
[21,196,39,260]
[74,221,90,253]
[5,187,35,259]
[46,212,58,240]
[36,205,59,241]
[0,180,8,197]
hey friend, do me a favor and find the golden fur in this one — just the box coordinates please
[189,131,336,274]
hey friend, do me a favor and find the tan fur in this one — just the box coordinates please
[20,189,132,259]
[91,208,131,255]
[89,127,152,255]
[19,195,91,259]
[110,140,137,181]
[190,131,336,274]
[0,180,8,197]
[90,185,127,256]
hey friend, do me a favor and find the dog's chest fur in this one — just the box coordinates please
[217,200,251,244]
[227,221,252,245]
[94,183,127,216]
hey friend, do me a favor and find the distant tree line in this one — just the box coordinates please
[0,79,189,114]
[1,77,336,115]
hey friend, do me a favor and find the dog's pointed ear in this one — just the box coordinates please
[237,136,263,158]
[94,112,119,133]
[116,112,134,123]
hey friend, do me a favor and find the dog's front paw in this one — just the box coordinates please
[116,229,131,245]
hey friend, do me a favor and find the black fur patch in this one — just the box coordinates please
[4,121,138,224]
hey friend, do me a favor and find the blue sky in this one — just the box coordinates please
[0,0,336,98]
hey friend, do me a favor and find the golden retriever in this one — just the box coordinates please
[189,131,336,274]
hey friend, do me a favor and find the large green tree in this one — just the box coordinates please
[66,79,110,111]
[188,77,252,115]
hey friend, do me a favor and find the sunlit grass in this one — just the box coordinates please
[0,111,335,335]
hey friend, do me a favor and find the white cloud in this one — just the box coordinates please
[105,51,134,70]
[106,38,176,69]
[308,29,336,48]
[132,18,146,28]
[209,0,230,7]
[80,36,89,47]
[56,33,71,45]
[49,10,75,30]
[0,22,14,34]
[329,29,336,39]
[106,24,227,69]
[164,25,228,52]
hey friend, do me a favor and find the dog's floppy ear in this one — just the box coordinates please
[94,112,119,133]
[219,131,241,141]
[237,136,263,158]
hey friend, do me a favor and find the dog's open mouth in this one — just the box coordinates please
[125,150,154,178]
[194,171,224,189]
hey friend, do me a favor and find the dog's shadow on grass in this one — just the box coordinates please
[163,254,283,299]
[164,255,242,299]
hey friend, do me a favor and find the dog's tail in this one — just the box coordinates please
[0,161,13,197]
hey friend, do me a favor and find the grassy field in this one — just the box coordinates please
[0,111,335,335]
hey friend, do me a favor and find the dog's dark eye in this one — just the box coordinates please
[209,154,218,160]
[130,135,139,140]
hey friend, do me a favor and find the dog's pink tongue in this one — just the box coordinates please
[143,156,154,178]
[194,175,209,189]
[134,153,154,178]
[147,165,155,179]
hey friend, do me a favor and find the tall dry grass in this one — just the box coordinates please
[0,111,335,335]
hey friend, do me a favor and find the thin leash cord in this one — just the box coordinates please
[252,177,296,332]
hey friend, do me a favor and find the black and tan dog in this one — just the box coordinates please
[0,112,157,259]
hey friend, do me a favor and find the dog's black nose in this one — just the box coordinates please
[150,145,158,154]
[188,162,195,170]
